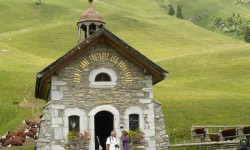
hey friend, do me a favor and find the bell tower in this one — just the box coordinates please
[77,0,105,43]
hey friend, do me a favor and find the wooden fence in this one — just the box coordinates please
[169,125,250,150]
[191,125,250,143]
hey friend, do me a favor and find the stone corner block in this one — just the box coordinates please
[52,104,65,110]
[52,80,67,86]
[52,117,62,125]
[51,144,65,150]
[144,129,155,136]
[51,91,63,100]
[54,128,64,140]
[139,99,152,104]
[142,88,153,93]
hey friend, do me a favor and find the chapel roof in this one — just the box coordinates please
[35,28,168,100]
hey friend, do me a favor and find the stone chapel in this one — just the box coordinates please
[35,0,170,149]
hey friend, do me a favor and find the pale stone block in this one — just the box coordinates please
[149,92,153,99]
[37,139,50,143]
[60,86,69,91]
[51,144,65,150]
[146,146,157,150]
[64,108,86,117]
[139,99,151,104]
[136,92,144,97]
[147,116,155,123]
[142,88,152,93]
[52,110,59,117]
[125,93,131,97]
[54,128,64,140]
[51,91,63,100]
[52,105,65,110]
[52,81,67,86]
[90,81,117,88]
[52,124,59,128]
[52,117,62,125]
[144,80,152,87]
[148,103,154,109]
[45,133,52,137]
[123,116,129,120]
[147,140,156,147]
[144,129,155,136]
[148,123,155,129]
[51,85,57,91]
[143,109,154,115]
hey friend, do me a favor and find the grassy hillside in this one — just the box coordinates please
[157,0,250,25]
[0,0,250,147]
[156,0,250,40]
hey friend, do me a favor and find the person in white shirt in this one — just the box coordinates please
[106,131,120,150]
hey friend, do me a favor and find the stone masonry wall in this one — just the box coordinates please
[154,101,170,150]
[36,102,55,150]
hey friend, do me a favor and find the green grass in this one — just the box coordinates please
[155,47,250,141]
[0,0,250,149]
[166,0,250,24]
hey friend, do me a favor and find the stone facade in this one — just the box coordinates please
[36,42,169,150]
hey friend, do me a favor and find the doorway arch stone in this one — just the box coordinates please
[88,105,120,150]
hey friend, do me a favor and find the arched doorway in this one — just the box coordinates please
[95,111,113,150]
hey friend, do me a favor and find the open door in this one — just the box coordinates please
[95,111,113,150]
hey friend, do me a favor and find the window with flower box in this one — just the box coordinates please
[69,115,80,132]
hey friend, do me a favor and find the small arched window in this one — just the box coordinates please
[89,68,117,88]
[69,115,80,132]
[129,114,139,131]
[95,73,111,82]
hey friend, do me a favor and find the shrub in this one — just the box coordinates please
[67,131,83,140]
[128,129,145,142]
[168,4,175,16]
[35,0,42,5]
[176,2,183,19]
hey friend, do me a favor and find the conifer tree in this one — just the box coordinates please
[176,2,183,19]
[168,4,175,16]
[244,26,250,43]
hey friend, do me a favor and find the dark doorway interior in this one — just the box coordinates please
[95,111,113,150]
